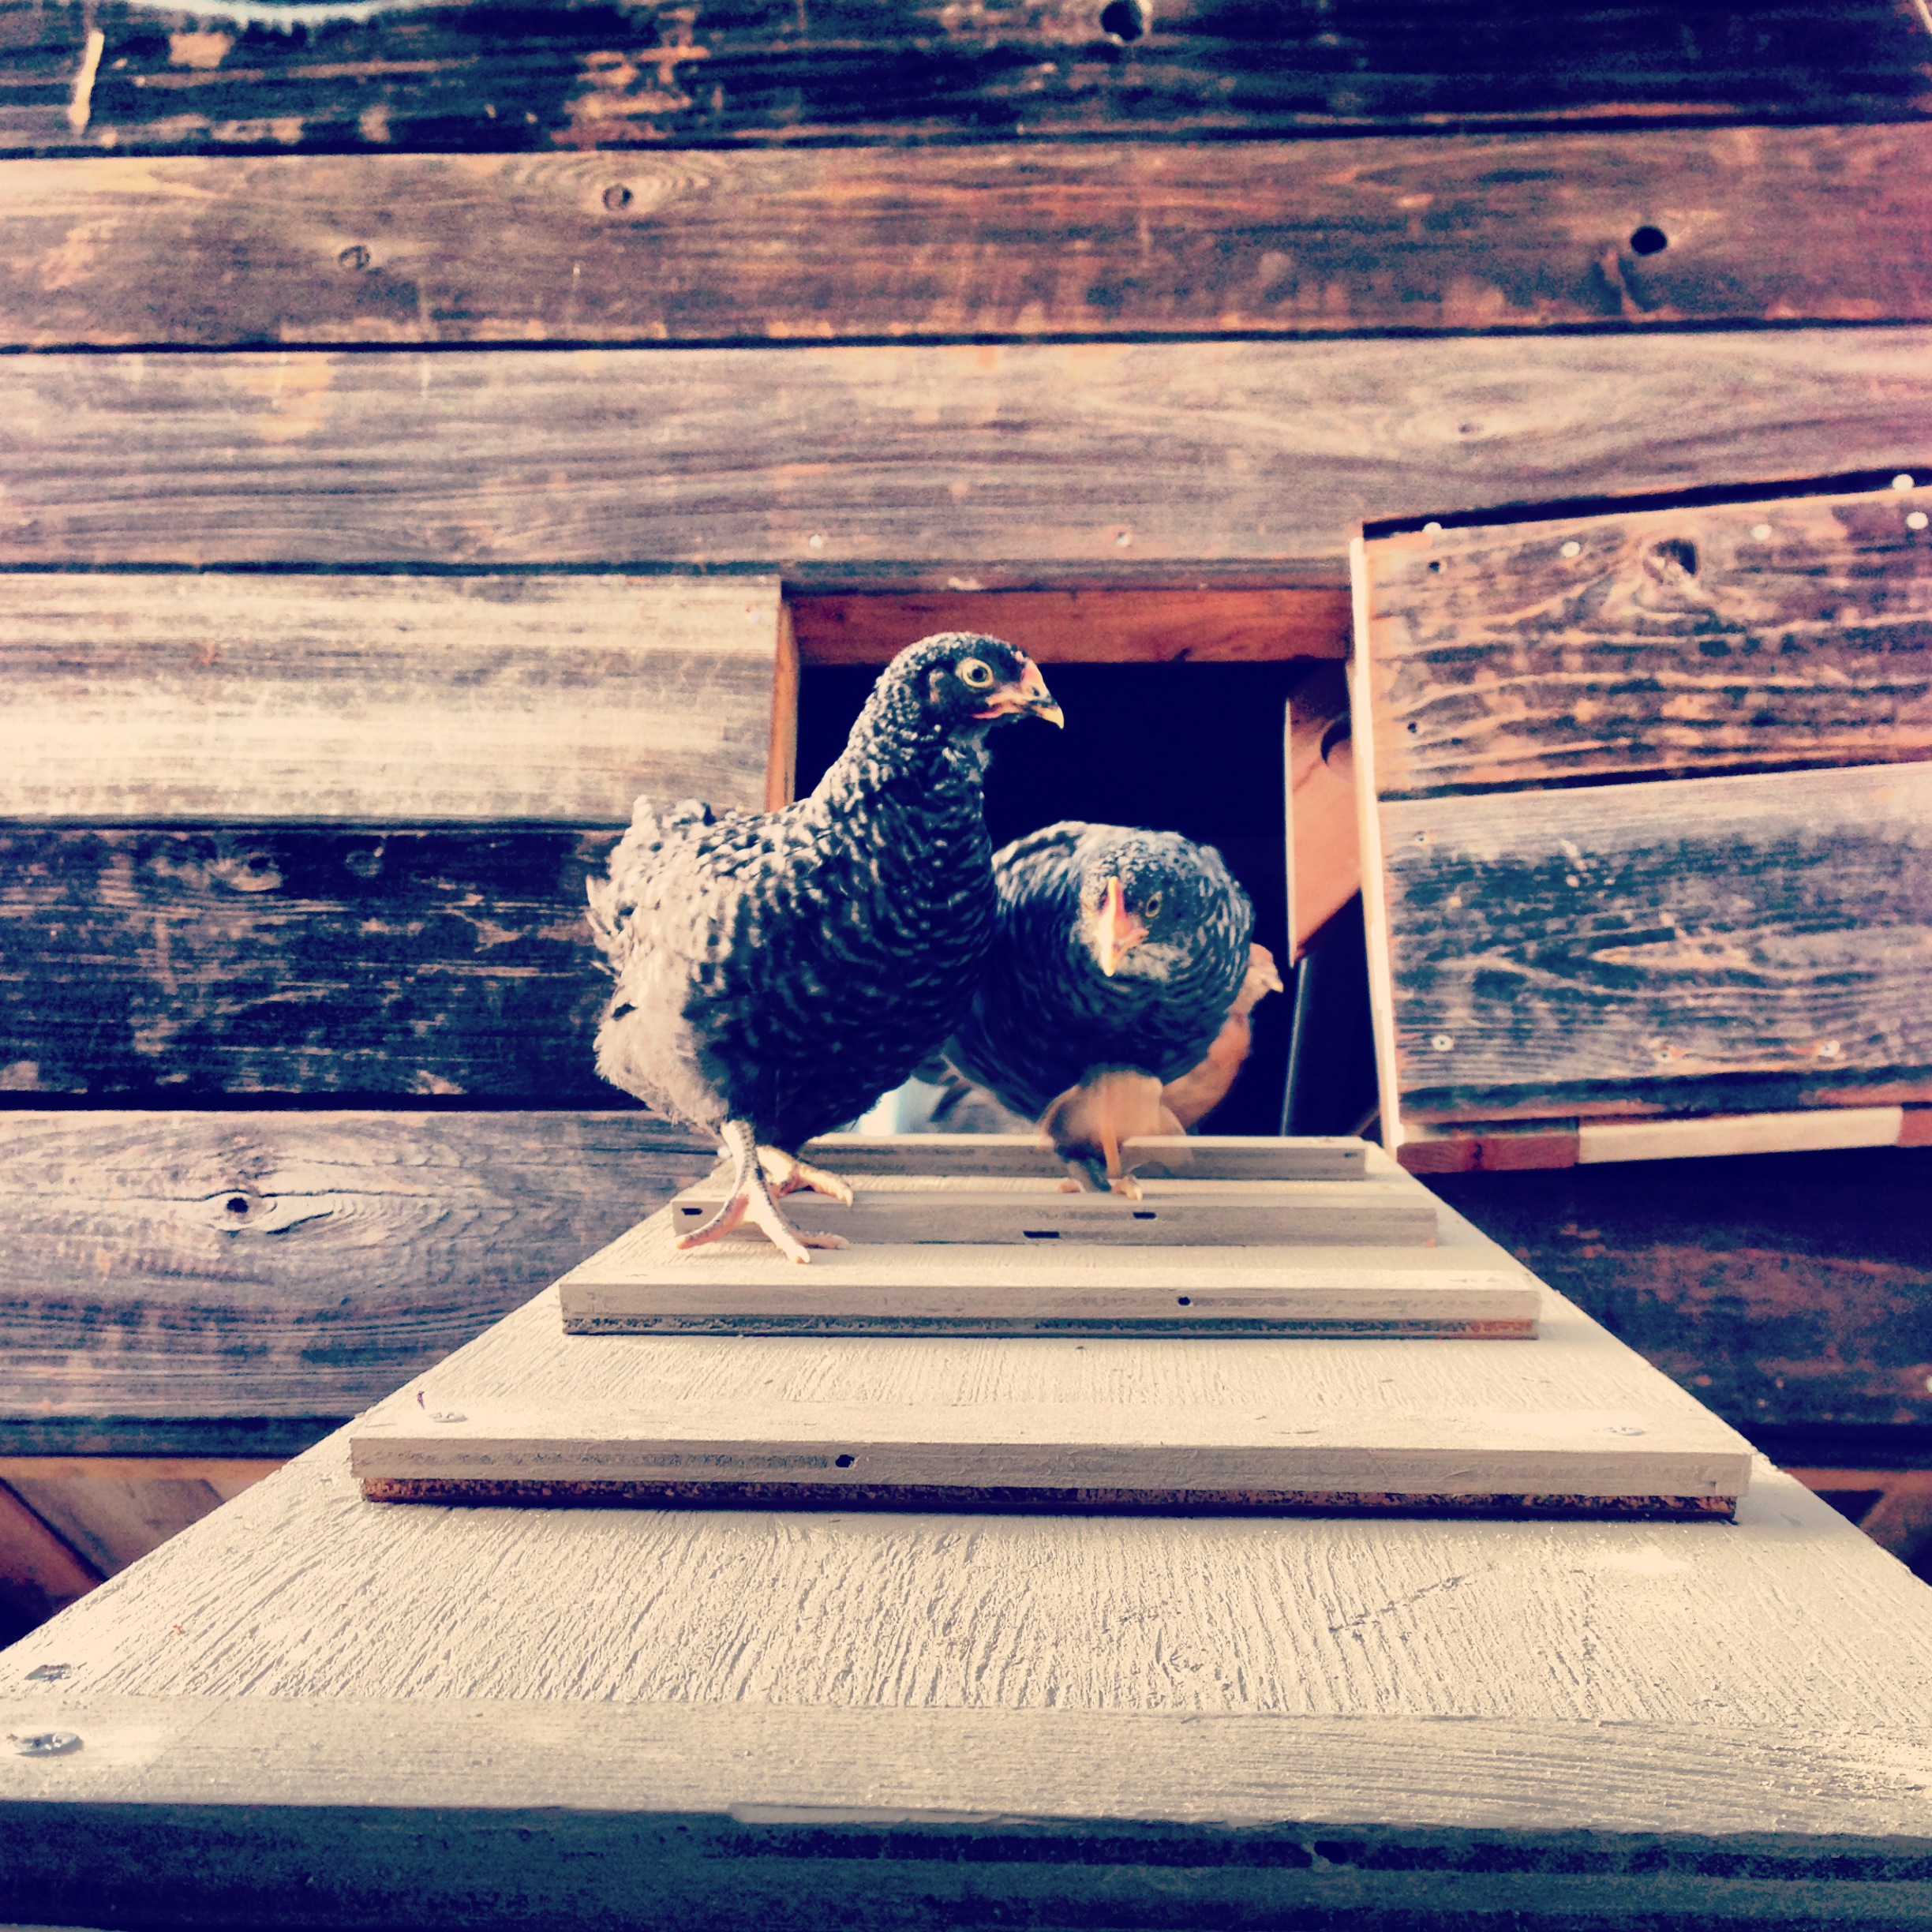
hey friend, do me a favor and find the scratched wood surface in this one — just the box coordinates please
[13,129,1932,348]
[5,0,1923,158]
[0,573,782,822]
[1436,1146,1932,1441]
[348,1280,1747,1510]
[0,827,637,1097]
[797,1133,1367,1179]
[1377,761,1932,1125]
[0,1112,713,1424]
[670,1170,1439,1248]
[2,334,1929,575]
[1361,483,1932,799]
[791,589,1350,665]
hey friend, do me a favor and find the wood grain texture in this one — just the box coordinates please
[799,1133,1368,1179]
[346,1280,1745,1508]
[3,333,1930,574]
[0,1112,714,1421]
[1286,661,1360,954]
[0,1459,277,1574]
[1378,761,1932,1123]
[0,1481,99,1619]
[14,129,1932,348]
[671,1170,1438,1247]
[1362,483,1932,799]
[556,1200,1537,1337]
[0,827,625,1097]
[5,0,1925,159]
[6,1703,1932,1932]
[6,1434,1911,1731]
[791,589,1350,665]
[1434,1146,1932,1437]
[0,573,781,822]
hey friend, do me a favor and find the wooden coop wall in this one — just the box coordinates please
[4,0,1932,1627]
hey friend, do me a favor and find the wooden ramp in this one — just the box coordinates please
[348,1286,1748,1518]
[562,1136,1510,1337]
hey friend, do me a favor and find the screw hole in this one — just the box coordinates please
[225,1196,249,1215]
[1099,0,1146,37]
[337,244,372,272]
[1022,1229,1060,1239]
[1628,226,1668,256]
[1176,1295,1191,1306]
[603,184,633,212]
[834,1453,855,1468]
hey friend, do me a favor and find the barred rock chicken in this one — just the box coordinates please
[947,822,1277,1193]
[587,635,1061,1263]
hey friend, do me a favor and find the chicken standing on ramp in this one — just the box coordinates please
[587,635,1063,1262]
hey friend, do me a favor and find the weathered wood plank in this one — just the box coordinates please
[0,828,622,1097]
[1376,761,1932,1125]
[0,1481,99,1638]
[670,1170,1439,1247]
[1361,481,1932,799]
[13,128,1932,349]
[0,1112,714,1420]
[9,1698,1932,1931]
[1286,661,1359,955]
[1432,1146,1932,1439]
[6,0,1925,160]
[350,1281,1745,1511]
[0,573,781,821]
[792,588,1350,665]
[557,1186,1535,1335]
[2,334,1930,574]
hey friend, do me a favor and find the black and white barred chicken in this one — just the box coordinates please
[587,635,1062,1261]
[947,822,1278,1193]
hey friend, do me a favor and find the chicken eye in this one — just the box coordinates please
[1143,891,1163,919]
[956,657,996,690]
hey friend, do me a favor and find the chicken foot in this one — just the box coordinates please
[675,1120,852,1264]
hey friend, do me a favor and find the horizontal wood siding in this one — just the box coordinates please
[0,1112,714,1421]
[1378,761,1932,1121]
[10,129,1932,348]
[0,574,782,822]
[1434,1148,1932,1436]
[4,1,1923,158]
[1364,485,1932,799]
[2,334,1929,574]
[0,828,625,1097]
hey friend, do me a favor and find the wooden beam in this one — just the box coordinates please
[1429,1147,1932,1438]
[0,1480,100,1616]
[6,2,1926,159]
[789,589,1350,666]
[0,1459,279,1575]
[352,1279,1746,1513]
[10,128,1932,348]
[0,574,782,822]
[1375,761,1932,1125]
[2,333,1929,574]
[0,1112,714,1423]
[1360,481,1932,799]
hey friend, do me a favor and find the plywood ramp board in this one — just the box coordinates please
[349,1285,1747,1516]
[668,1170,1436,1248]
[0,573,783,822]
[558,1211,1539,1339]
[798,1133,1368,1181]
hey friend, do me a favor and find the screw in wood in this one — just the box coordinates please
[11,1732,81,1757]
[603,185,633,212]
[337,245,373,272]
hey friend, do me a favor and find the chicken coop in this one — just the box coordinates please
[3,1,1932,1923]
